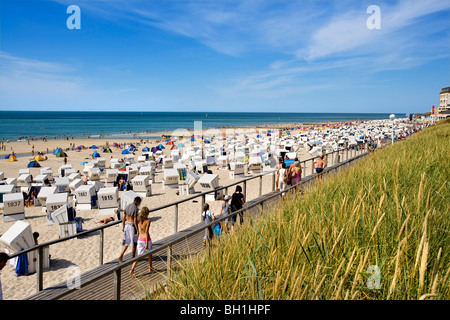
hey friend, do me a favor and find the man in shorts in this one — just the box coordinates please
[313,155,327,181]
[119,196,141,263]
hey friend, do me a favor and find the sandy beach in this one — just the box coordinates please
[0,123,324,300]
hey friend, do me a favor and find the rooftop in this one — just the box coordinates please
[440,87,450,94]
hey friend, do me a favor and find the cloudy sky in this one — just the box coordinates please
[1,0,449,113]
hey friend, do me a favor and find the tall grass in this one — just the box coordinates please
[150,120,450,300]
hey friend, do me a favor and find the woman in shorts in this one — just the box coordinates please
[130,206,155,278]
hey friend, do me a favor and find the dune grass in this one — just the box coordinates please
[149,119,449,300]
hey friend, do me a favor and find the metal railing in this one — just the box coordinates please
[4,144,369,298]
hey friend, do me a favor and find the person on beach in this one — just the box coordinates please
[274,157,283,192]
[119,196,141,264]
[97,216,115,224]
[202,203,216,246]
[230,185,245,225]
[0,252,10,300]
[220,195,232,232]
[291,161,302,186]
[130,206,155,278]
[278,162,288,198]
[117,176,126,191]
[313,155,327,181]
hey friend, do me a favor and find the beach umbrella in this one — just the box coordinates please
[166,141,174,145]
[27,160,41,168]
[151,147,158,154]
[121,149,130,154]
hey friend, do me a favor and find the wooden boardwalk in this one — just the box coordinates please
[25,189,282,300]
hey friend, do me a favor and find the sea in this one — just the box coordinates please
[0,111,405,141]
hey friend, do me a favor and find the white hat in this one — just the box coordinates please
[224,195,230,201]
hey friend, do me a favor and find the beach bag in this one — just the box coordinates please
[213,223,222,237]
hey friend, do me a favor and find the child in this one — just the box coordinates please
[130,206,155,278]
[202,203,215,246]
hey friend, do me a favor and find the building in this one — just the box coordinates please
[420,87,450,121]
[439,87,450,112]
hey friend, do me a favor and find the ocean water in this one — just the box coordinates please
[0,111,405,140]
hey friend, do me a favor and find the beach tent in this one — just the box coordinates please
[177,143,185,148]
[34,155,44,161]
[142,147,150,152]
[90,145,99,149]
[27,160,41,168]
[151,147,158,154]
[54,148,62,155]
[92,151,101,158]
[7,155,17,162]
[166,141,174,145]
[56,150,67,157]
[121,149,130,155]
[158,144,165,150]
[80,161,88,165]
[102,147,112,153]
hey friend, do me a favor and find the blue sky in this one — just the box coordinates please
[0,0,449,113]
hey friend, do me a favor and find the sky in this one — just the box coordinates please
[0,0,449,113]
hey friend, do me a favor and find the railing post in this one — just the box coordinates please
[167,245,172,277]
[272,171,276,191]
[174,203,179,234]
[99,228,104,266]
[201,194,205,211]
[259,175,263,197]
[36,247,44,292]
[114,268,121,300]
[311,158,314,175]
[243,180,247,200]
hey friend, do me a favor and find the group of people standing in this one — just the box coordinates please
[275,154,327,197]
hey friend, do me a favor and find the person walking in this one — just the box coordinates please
[119,196,141,264]
[130,206,155,278]
[274,157,283,192]
[313,155,327,181]
[290,161,302,186]
[278,162,288,198]
[230,185,245,225]
[202,203,216,246]
[220,195,232,232]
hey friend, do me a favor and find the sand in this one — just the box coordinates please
[0,126,319,300]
